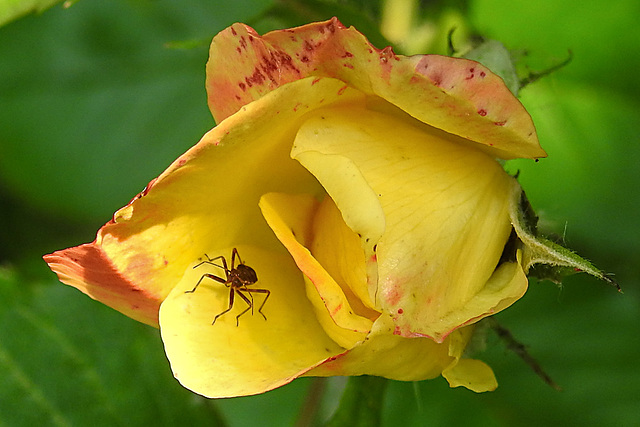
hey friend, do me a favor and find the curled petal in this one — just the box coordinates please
[310,196,379,315]
[208,18,544,159]
[292,106,527,341]
[259,192,372,348]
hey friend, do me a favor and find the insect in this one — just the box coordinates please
[185,248,270,326]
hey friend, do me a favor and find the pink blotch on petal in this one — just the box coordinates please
[207,18,403,123]
[331,302,344,316]
[206,18,544,159]
[415,56,516,127]
[381,281,403,307]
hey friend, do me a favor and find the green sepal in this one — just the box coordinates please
[463,40,573,96]
[509,182,620,291]
[463,39,520,96]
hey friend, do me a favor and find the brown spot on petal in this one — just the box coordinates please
[478,109,487,116]
[319,20,338,35]
[304,40,314,51]
[246,67,266,87]
[379,46,396,64]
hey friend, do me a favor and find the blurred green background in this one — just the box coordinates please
[0,0,638,425]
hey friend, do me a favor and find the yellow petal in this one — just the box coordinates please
[259,193,372,348]
[46,77,366,325]
[160,245,344,398]
[442,326,498,392]
[208,18,544,158]
[442,358,498,393]
[293,106,528,341]
[306,314,454,381]
[311,196,379,315]
[290,147,384,307]
[307,315,496,392]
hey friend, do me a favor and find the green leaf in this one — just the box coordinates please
[0,267,228,426]
[0,0,272,222]
[0,0,69,28]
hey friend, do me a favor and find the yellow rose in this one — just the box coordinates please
[44,18,546,398]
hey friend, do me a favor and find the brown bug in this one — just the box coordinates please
[185,248,270,326]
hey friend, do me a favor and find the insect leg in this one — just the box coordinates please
[185,273,226,293]
[231,248,243,269]
[212,288,235,325]
[234,290,254,326]
[246,288,270,321]
[193,254,228,271]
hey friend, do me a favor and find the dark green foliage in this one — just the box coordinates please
[1,1,638,426]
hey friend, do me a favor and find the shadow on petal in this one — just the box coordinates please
[307,315,453,381]
[260,193,373,348]
[160,245,344,398]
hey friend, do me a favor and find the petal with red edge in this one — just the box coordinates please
[259,193,372,348]
[292,106,527,341]
[44,243,162,327]
[207,18,544,159]
[310,196,379,316]
[44,77,365,325]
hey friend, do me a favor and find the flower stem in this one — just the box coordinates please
[296,378,327,427]
[324,376,388,427]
